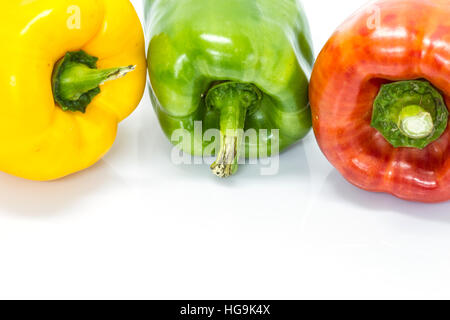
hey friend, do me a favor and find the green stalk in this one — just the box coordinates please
[52,51,135,113]
[371,80,448,149]
[206,82,262,178]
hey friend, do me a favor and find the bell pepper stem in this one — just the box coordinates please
[371,80,448,149]
[58,64,135,101]
[52,51,136,113]
[211,103,247,178]
[206,82,262,178]
[211,135,240,178]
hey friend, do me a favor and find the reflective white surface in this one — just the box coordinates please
[0,0,449,299]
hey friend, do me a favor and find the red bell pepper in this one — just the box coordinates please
[310,0,450,203]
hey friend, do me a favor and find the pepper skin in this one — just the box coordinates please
[0,0,146,181]
[145,0,314,177]
[310,0,450,202]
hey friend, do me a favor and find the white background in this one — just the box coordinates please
[1,0,449,300]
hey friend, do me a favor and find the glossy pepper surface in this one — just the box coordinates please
[0,0,146,181]
[145,0,314,177]
[310,0,450,202]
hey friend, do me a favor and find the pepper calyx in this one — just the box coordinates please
[52,50,135,113]
[371,80,449,149]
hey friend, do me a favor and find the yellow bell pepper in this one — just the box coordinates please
[0,0,146,181]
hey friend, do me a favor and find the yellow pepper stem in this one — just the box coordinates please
[52,50,135,113]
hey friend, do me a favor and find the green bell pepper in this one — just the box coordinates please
[145,0,314,177]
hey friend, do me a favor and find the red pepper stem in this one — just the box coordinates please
[371,80,448,149]
[398,105,434,139]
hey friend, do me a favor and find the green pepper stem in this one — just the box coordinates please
[211,134,241,178]
[206,82,262,178]
[211,104,247,178]
[52,51,136,113]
